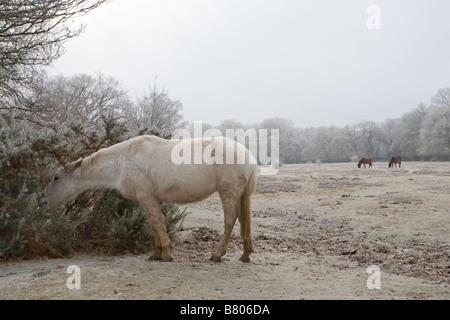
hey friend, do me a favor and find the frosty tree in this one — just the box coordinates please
[0,0,109,100]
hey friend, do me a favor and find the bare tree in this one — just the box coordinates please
[420,88,450,159]
[357,120,380,157]
[302,126,345,163]
[398,103,428,159]
[342,124,363,156]
[257,117,296,163]
[11,72,131,128]
[432,88,450,108]
[217,119,245,133]
[0,0,109,99]
[124,79,186,137]
[377,118,402,158]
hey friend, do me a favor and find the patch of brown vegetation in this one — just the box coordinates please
[22,238,61,260]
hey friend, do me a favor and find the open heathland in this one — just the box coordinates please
[0,162,449,299]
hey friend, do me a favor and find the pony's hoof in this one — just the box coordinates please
[148,255,161,261]
[161,256,174,262]
[239,255,250,263]
[209,255,221,263]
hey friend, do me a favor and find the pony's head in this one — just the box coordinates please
[358,159,363,168]
[40,159,83,210]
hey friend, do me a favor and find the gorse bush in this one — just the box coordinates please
[1,118,74,258]
[108,203,189,255]
[0,114,189,260]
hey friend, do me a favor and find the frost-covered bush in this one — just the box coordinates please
[0,114,188,259]
[108,203,189,255]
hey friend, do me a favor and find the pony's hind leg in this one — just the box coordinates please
[210,196,239,263]
[237,193,254,263]
[239,239,254,263]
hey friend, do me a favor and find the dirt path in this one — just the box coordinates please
[1,162,449,299]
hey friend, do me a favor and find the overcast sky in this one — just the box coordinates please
[51,0,450,128]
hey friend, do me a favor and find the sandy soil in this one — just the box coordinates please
[1,162,449,300]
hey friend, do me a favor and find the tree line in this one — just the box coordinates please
[3,70,449,166]
[195,88,450,164]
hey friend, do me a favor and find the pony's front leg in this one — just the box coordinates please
[148,231,163,261]
[139,196,173,262]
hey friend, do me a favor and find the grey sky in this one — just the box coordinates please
[51,0,450,128]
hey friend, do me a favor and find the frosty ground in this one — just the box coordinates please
[0,162,449,299]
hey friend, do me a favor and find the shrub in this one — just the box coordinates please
[108,203,189,255]
[0,114,189,260]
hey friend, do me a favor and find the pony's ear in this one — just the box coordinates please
[67,158,83,173]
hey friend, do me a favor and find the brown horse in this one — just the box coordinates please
[389,156,402,168]
[358,157,372,168]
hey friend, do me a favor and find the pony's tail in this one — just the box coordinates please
[239,165,257,241]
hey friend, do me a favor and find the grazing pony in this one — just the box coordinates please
[40,135,258,263]
[389,156,402,168]
[358,157,372,168]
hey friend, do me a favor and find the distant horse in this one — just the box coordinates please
[389,156,402,168]
[40,135,258,263]
[358,157,372,168]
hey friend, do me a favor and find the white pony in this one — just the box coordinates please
[41,135,258,263]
